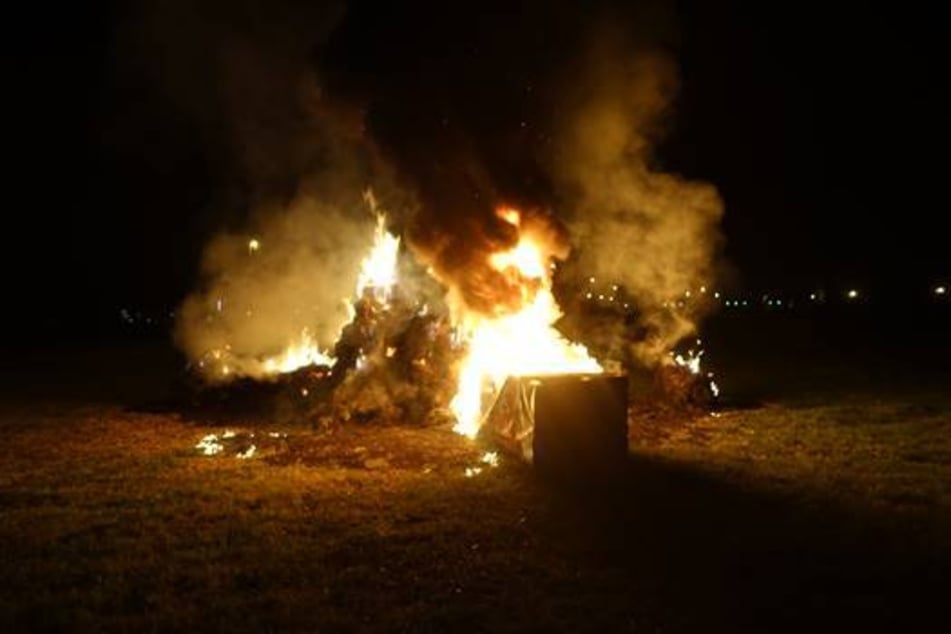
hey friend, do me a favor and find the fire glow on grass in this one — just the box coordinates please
[449,208,602,438]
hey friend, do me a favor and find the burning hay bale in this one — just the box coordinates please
[325,291,459,427]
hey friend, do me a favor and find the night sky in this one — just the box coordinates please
[3,1,947,337]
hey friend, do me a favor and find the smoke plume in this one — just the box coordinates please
[548,28,724,364]
[174,193,378,379]
[127,0,398,377]
[153,0,723,376]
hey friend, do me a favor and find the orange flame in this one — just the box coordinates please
[450,208,602,437]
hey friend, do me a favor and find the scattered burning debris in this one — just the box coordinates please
[195,429,286,460]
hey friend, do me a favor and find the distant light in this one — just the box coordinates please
[714,291,720,299]
[684,290,691,298]
[936,286,947,296]
[598,294,604,300]
[847,289,859,300]
[742,300,748,306]
[809,293,817,301]
[612,284,618,291]
[585,292,592,299]
[776,299,782,306]
[248,238,260,254]
[589,277,595,284]
[216,298,223,312]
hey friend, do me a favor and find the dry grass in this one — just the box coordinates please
[1,375,950,632]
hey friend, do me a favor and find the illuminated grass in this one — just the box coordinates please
[1,392,949,632]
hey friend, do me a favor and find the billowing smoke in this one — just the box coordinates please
[548,28,724,364]
[174,193,377,379]
[148,0,722,377]
[121,0,402,378]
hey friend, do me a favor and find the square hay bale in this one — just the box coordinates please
[482,373,628,478]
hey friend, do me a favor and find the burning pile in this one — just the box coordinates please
[171,14,726,441]
[184,199,624,438]
[179,192,723,452]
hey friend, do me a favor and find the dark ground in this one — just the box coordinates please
[1,307,949,633]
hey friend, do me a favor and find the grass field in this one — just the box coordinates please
[1,322,950,632]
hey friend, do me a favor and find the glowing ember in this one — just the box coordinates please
[236,445,256,460]
[196,433,224,456]
[671,340,720,400]
[672,348,704,375]
[481,451,500,467]
[450,208,602,438]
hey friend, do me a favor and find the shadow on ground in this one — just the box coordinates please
[504,453,948,633]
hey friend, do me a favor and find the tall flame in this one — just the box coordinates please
[262,213,399,376]
[450,208,601,437]
[203,211,401,380]
[355,213,401,303]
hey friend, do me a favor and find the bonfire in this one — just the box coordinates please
[185,197,718,466]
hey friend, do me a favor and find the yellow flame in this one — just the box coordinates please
[261,328,335,375]
[257,214,399,377]
[356,214,400,302]
[497,207,521,226]
[489,241,548,280]
[672,349,703,375]
[450,209,601,438]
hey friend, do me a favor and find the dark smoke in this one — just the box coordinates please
[321,1,722,361]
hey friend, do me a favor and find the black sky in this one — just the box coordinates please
[3,1,948,335]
